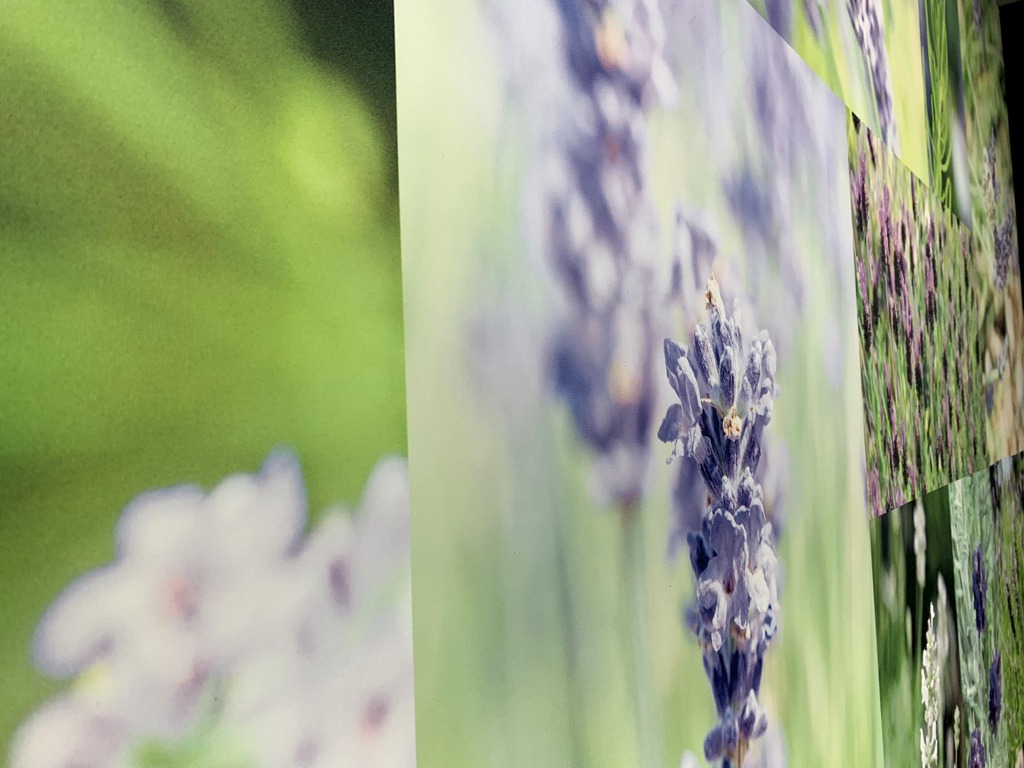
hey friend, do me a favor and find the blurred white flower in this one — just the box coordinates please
[920,603,939,768]
[9,694,130,768]
[11,452,414,768]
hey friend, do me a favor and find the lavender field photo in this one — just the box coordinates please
[957,0,1024,468]
[849,115,986,516]
[848,112,1024,517]
[397,0,881,765]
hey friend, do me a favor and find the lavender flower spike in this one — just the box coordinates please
[972,545,987,634]
[660,276,780,765]
[989,652,1002,732]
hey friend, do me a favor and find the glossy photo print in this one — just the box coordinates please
[742,0,930,183]
[848,115,1024,517]
[745,0,981,226]
[949,454,1024,768]
[0,2,413,766]
[869,490,967,768]
[956,0,1024,468]
[397,0,881,765]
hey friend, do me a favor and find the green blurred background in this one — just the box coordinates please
[0,0,404,751]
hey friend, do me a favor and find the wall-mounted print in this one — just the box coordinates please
[958,0,1018,246]
[848,115,1024,517]
[956,0,1023,469]
[949,455,1024,768]
[745,0,998,228]
[742,0,930,185]
[870,489,967,768]
[0,1,413,765]
[397,0,881,765]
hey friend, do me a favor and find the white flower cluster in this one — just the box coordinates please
[10,453,415,768]
[920,603,940,768]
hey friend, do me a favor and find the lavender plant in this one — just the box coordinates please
[539,0,676,509]
[659,276,780,767]
[849,115,989,515]
[974,545,988,633]
[491,4,679,765]
[989,651,1001,732]
[971,728,986,767]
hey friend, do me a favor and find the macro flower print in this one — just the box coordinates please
[956,0,1024,466]
[1,0,410,765]
[847,112,1024,517]
[398,0,881,765]
[869,491,967,767]
[741,0,930,184]
[949,455,1024,768]
[10,455,414,768]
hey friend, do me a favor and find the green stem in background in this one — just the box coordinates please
[553,503,589,768]
[620,503,664,768]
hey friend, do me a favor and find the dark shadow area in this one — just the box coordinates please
[291,0,398,195]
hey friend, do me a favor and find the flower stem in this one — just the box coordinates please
[620,503,664,768]
[553,505,588,768]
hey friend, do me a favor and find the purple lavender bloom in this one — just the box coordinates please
[994,214,1014,291]
[535,0,675,508]
[659,276,780,764]
[973,545,987,633]
[970,728,986,768]
[989,652,1002,732]
[847,0,898,152]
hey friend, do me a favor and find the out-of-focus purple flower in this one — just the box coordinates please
[11,454,415,768]
[989,652,1002,732]
[970,728,986,768]
[659,276,780,765]
[847,0,898,152]
[973,545,987,633]
[853,151,869,237]
[515,0,677,508]
[994,214,1014,291]
[668,202,720,328]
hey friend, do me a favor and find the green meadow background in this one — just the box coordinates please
[0,0,404,752]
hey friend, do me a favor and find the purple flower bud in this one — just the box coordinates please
[989,652,1002,731]
[661,275,780,761]
[970,728,986,768]
[973,546,987,633]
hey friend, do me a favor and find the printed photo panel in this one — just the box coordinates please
[869,452,1024,768]
[742,0,1024,232]
[848,114,1024,517]
[397,0,882,765]
[1,2,413,766]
